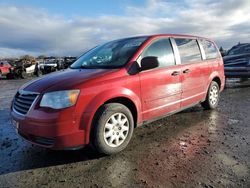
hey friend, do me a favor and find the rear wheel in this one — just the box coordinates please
[201,81,220,110]
[92,103,134,155]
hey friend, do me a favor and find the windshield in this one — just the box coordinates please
[70,37,148,69]
[228,43,250,55]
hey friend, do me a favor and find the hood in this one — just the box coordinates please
[21,68,116,93]
[223,53,250,67]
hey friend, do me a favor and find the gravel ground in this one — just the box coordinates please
[0,77,249,188]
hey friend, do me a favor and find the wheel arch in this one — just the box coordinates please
[207,71,224,92]
[212,76,221,89]
[80,88,142,144]
[104,97,138,128]
[87,96,139,145]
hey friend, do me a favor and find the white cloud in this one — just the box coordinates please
[0,0,250,58]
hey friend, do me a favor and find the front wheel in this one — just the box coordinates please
[201,81,220,110]
[92,103,134,155]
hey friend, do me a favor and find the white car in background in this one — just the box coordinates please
[39,57,64,74]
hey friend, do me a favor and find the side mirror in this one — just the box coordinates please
[140,56,159,71]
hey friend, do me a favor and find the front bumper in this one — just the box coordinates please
[11,108,86,150]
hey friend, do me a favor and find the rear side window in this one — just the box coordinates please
[141,38,175,68]
[175,38,202,64]
[200,40,219,59]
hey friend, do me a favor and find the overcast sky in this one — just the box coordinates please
[0,0,250,58]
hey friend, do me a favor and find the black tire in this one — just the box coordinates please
[21,70,27,79]
[16,70,22,79]
[201,81,220,110]
[92,103,134,155]
[6,73,14,79]
[36,69,43,77]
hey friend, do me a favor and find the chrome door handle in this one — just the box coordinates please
[183,69,191,74]
[171,71,180,76]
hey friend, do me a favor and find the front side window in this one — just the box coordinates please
[70,37,148,69]
[200,40,219,59]
[140,38,175,68]
[175,38,202,64]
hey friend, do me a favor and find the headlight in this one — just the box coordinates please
[40,90,80,109]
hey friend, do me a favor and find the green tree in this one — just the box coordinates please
[37,55,47,59]
[20,55,35,61]
[219,46,224,52]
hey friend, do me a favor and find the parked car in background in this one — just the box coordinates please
[8,60,39,79]
[11,34,225,155]
[63,56,77,68]
[223,43,250,78]
[39,57,64,75]
[24,60,37,76]
[8,60,24,79]
[0,61,12,78]
[39,57,57,74]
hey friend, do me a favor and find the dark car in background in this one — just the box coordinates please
[8,60,26,79]
[223,43,250,78]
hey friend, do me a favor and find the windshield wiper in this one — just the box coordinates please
[69,65,98,69]
[70,65,120,69]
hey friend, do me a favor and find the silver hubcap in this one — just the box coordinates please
[104,113,129,147]
[209,85,219,105]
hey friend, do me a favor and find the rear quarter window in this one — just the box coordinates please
[175,38,202,64]
[200,40,219,60]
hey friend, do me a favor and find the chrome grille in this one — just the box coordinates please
[13,91,39,115]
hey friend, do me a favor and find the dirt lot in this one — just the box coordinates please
[0,77,249,188]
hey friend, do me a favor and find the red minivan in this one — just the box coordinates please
[11,34,225,154]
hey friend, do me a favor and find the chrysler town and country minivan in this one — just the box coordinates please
[11,34,225,154]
